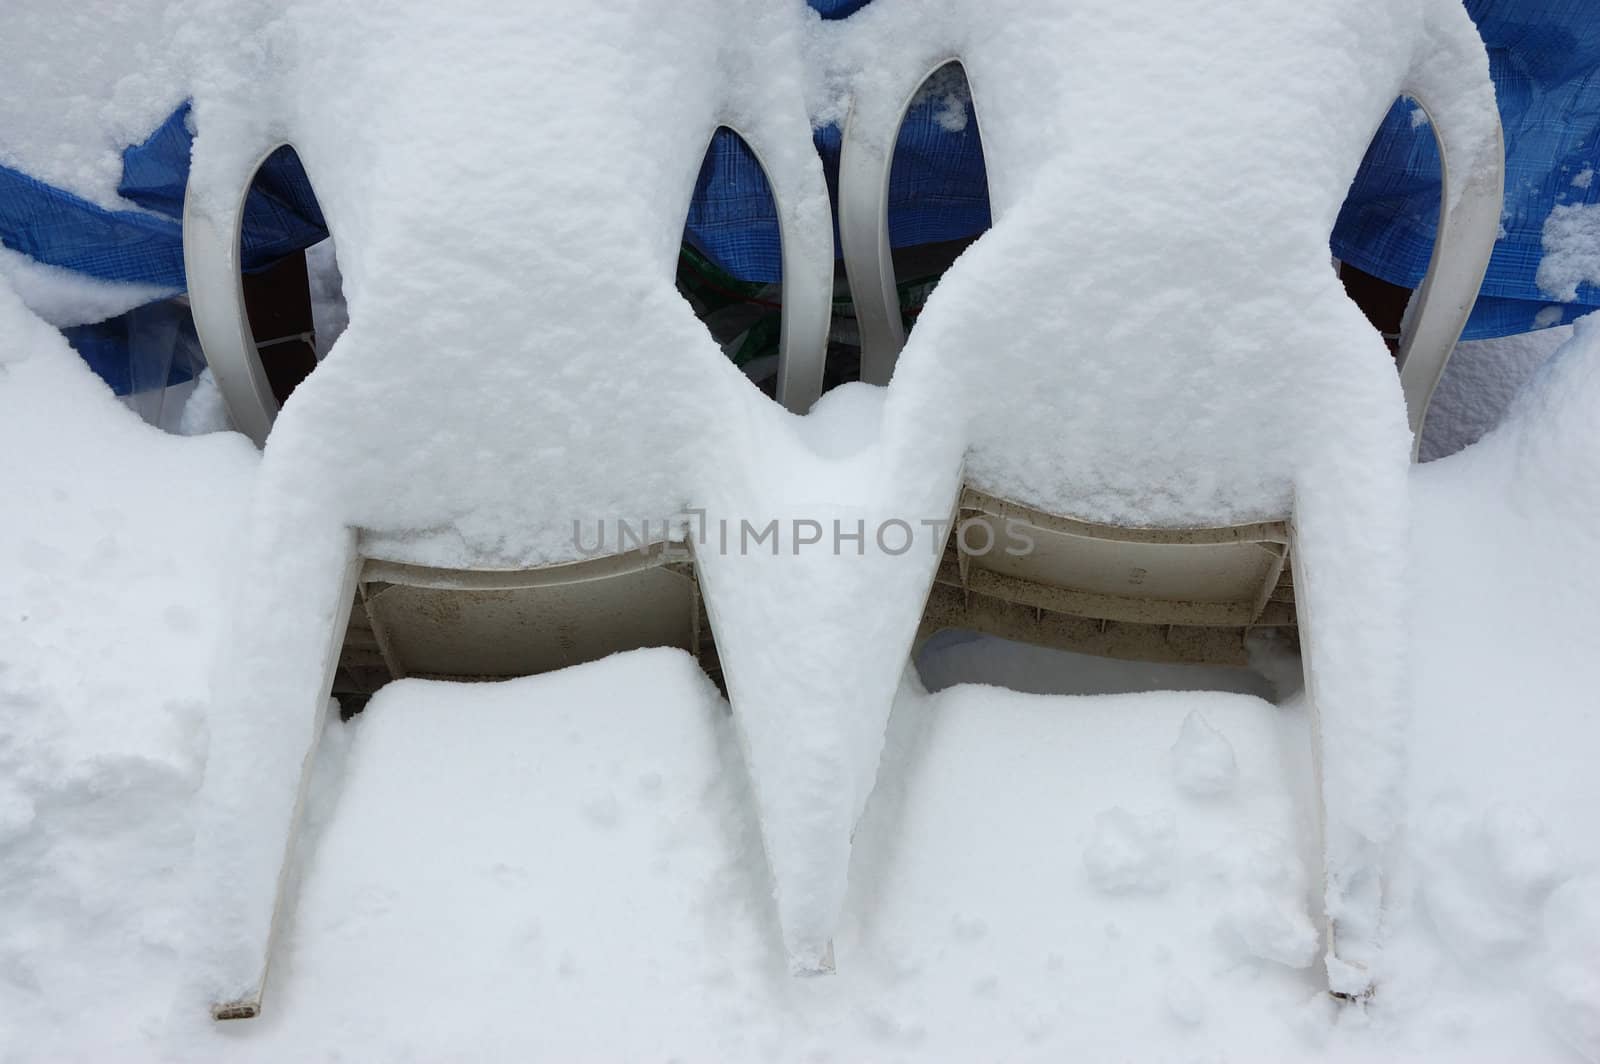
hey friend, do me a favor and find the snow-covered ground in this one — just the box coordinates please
[4,0,1598,1057]
[4,280,1599,1059]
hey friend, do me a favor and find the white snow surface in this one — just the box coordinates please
[1537,203,1600,303]
[1171,710,1241,799]
[1420,324,1572,461]
[0,0,188,208]
[0,282,259,1059]
[0,247,176,329]
[6,280,1600,1059]
[5,0,1596,1057]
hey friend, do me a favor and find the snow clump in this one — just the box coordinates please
[1170,711,1239,798]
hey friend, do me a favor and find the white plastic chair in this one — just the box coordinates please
[837,3,1504,998]
[183,29,832,1018]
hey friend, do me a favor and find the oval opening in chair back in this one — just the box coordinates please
[235,145,338,406]
[882,61,991,344]
[677,127,792,399]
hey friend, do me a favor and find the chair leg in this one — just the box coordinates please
[1290,457,1409,1000]
[192,510,359,1019]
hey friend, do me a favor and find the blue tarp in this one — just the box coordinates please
[2,0,1597,393]
[63,299,205,395]
[0,105,324,391]
[0,104,326,292]
[1333,0,1600,337]
[683,98,991,286]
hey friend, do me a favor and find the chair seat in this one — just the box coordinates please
[331,546,711,708]
[920,488,1296,666]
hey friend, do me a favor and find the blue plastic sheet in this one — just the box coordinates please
[62,299,205,396]
[0,105,327,392]
[809,0,872,16]
[1333,0,1600,337]
[683,88,990,285]
[0,104,326,292]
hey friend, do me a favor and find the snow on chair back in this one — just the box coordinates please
[831,0,1502,998]
[183,87,830,448]
[182,0,831,1020]
[839,10,1502,455]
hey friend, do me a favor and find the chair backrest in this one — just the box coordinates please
[183,0,834,454]
[836,0,1504,485]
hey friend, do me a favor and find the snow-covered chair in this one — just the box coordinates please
[183,0,832,1019]
[835,0,1503,997]
[182,145,758,710]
